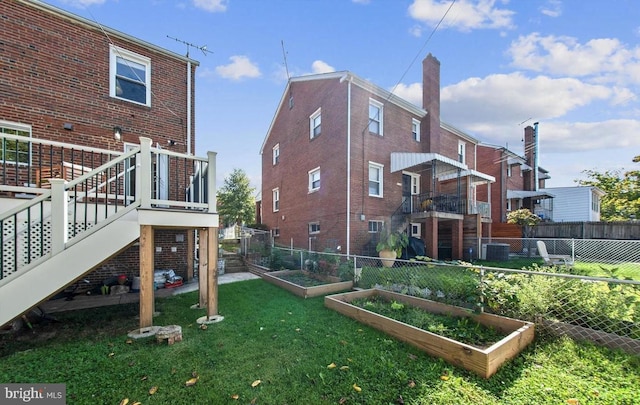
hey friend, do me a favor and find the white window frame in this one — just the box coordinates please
[411,223,421,238]
[308,167,320,192]
[369,98,383,135]
[458,140,466,164]
[109,45,151,106]
[368,220,383,233]
[273,228,280,237]
[272,188,280,212]
[272,143,280,165]
[310,108,321,139]
[0,120,32,165]
[403,171,420,195]
[412,118,420,142]
[309,222,320,235]
[368,162,384,198]
[507,164,512,177]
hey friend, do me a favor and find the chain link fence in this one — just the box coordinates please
[241,232,639,354]
[480,238,640,277]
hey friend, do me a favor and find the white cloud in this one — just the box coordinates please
[310,60,336,74]
[540,0,562,18]
[408,0,516,32]
[215,56,261,81]
[193,0,227,12]
[507,33,640,85]
[391,83,423,107]
[59,0,106,7]
[352,0,371,4]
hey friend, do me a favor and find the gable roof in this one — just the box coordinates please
[260,71,427,154]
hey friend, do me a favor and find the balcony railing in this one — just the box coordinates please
[410,192,465,215]
[1,134,216,279]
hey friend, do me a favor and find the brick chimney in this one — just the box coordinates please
[422,53,441,153]
[523,125,536,191]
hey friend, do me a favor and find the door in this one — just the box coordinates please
[402,174,412,213]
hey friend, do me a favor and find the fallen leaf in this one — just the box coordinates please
[192,371,199,378]
[126,339,133,344]
[566,399,580,405]
[149,386,158,395]
[231,394,239,400]
[440,375,450,381]
[340,340,348,346]
[408,354,417,360]
[327,362,337,369]
[251,379,261,387]
[132,402,141,405]
[340,366,349,370]
[591,390,600,397]
[108,352,115,358]
[398,394,405,405]
[408,380,416,388]
[353,383,362,392]
[185,377,199,387]
[250,398,257,404]
[339,397,347,404]
[119,399,129,405]
[200,324,208,330]
[295,328,301,332]
[140,376,148,381]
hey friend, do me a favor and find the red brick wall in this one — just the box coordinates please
[1,1,196,154]
[86,229,191,287]
[1,1,198,288]
[262,76,430,254]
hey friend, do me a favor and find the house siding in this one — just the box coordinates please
[541,187,600,222]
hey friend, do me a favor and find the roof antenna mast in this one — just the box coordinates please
[281,40,291,80]
[167,35,213,58]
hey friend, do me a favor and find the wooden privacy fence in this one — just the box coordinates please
[492,222,640,240]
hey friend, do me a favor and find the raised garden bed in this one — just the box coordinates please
[262,270,353,298]
[325,289,535,378]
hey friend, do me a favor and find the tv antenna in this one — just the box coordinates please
[167,35,213,58]
[281,40,290,79]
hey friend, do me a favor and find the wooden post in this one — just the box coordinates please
[198,228,208,308]
[207,226,219,317]
[139,225,154,328]
[186,230,194,282]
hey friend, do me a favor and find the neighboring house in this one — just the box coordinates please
[0,0,218,329]
[260,54,494,260]
[538,186,606,222]
[476,126,554,223]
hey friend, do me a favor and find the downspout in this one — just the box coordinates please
[187,61,192,155]
[533,122,539,191]
[342,75,352,255]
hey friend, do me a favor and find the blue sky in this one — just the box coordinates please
[46,0,640,193]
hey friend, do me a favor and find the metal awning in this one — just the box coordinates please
[507,190,555,200]
[439,169,495,184]
[390,152,467,177]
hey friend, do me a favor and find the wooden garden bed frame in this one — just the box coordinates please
[262,270,353,299]
[325,289,535,378]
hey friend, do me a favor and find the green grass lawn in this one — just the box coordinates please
[1,279,639,404]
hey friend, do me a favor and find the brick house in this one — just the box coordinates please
[260,54,494,260]
[0,0,219,329]
[476,124,554,223]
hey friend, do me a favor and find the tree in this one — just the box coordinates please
[578,155,640,221]
[217,169,256,227]
[507,208,541,238]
